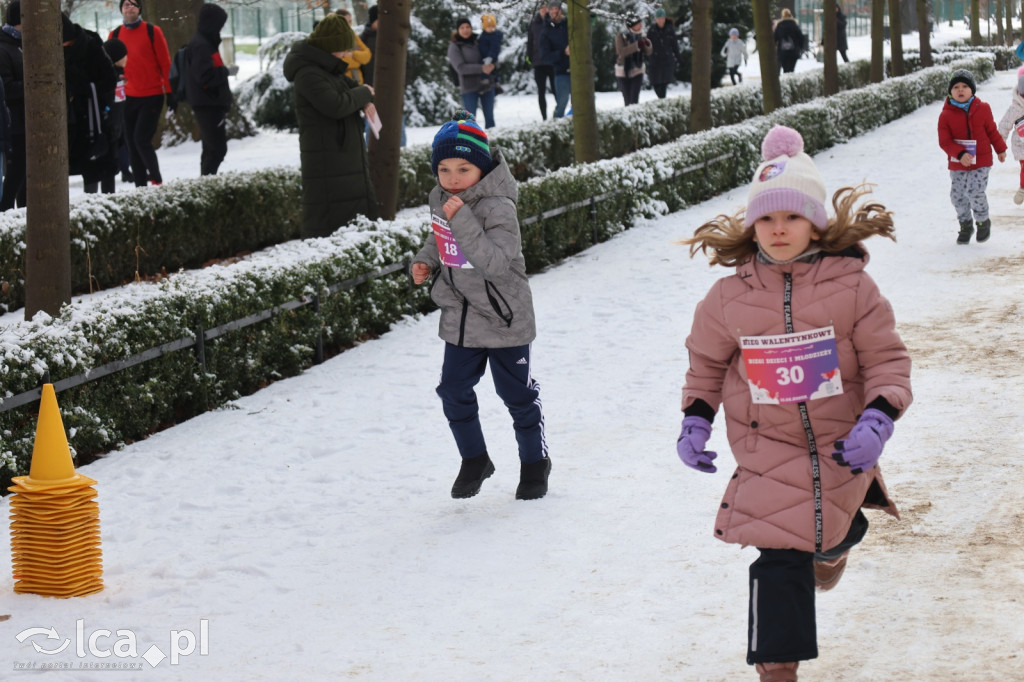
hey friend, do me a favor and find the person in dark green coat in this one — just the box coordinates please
[283,14,378,238]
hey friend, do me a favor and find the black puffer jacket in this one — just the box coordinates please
[646,20,680,85]
[186,3,231,110]
[283,40,377,238]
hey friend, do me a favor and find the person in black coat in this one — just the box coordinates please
[62,15,119,194]
[184,3,232,175]
[540,2,570,118]
[836,7,849,63]
[646,9,680,99]
[773,8,806,74]
[0,1,25,210]
[527,4,555,120]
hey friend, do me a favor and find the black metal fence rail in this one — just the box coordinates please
[0,151,734,415]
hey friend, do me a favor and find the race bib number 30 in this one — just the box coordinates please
[431,213,473,269]
[740,326,843,404]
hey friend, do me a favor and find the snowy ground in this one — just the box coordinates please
[4,25,1023,682]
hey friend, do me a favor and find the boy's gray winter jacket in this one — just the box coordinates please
[414,148,537,348]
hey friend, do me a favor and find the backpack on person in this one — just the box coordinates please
[168,46,190,102]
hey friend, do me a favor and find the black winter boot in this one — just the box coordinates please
[976,218,991,243]
[515,456,551,500]
[956,220,974,244]
[451,453,495,499]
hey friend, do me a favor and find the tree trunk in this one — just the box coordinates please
[689,0,712,132]
[567,0,599,163]
[23,0,71,320]
[752,0,781,113]
[995,0,1005,44]
[823,0,838,96]
[368,0,411,220]
[917,0,934,66]
[889,0,905,76]
[871,0,885,82]
[1004,0,1013,45]
[970,0,982,44]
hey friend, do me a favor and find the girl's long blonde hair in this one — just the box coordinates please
[681,183,896,267]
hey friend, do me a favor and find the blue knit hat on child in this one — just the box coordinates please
[431,110,492,176]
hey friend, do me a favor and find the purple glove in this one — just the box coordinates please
[832,408,894,474]
[676,416,718,473]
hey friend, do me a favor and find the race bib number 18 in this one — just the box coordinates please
[740,326,843,404]
[431,213,473,269]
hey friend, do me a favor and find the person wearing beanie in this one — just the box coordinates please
[184,3,233,176]
[720,27,748,86]
[108,0,172,187]
[103,38,133,185]
[0,0,25,209]
[334,9,371,85]
[283,13,377,238]
[614,14,651,106]
[360,5,379,86]
[448,17,497,128]
[996,73,1024,206]
[477,14,503,94]
[646,7,680,99]
[677,124,911,682]
[540,2,570,117]
[63,13,119,195]
[411,111,550,502]
[938,68,1007,244]
[526,3,555,120]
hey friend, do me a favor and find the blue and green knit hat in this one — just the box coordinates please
[430,110,492,176]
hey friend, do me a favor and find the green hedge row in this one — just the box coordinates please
[0,61,874,314]
[0,56,993,489]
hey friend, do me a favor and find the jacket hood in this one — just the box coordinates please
[198,4,227,36]
[437,147,518,206]
[283,40,344,81]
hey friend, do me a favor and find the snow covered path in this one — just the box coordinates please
[4,73,1024,681]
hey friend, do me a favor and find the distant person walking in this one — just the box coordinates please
[527,3,555,120]
[184,3,233,176]
[284,14,378,238]
[448,18,496,129]
[615,14,652,106]
[836,6,849,63]
[109,0,173,187]
[0,1,25,210]
[646,9,680,99]
[774,8,806,74]
[721,28,748,85]
[541,2,570,118]
[360,5,378,86]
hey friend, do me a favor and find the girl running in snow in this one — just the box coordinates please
[676,125,913,682]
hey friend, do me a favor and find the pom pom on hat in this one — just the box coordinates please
[481,14,497,29]
[745,126,828,229]
[307,13,354,53]
[431,111,493,177]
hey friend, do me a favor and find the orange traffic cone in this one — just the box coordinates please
[8,384,103,597]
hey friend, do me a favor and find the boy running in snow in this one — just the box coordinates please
[411,111,550,501]
[721,28,748,85]
[677,125,912,682]
[996,70,1024,205]
[937,69,1006,244]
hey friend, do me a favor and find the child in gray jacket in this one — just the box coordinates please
[411,111,551,501]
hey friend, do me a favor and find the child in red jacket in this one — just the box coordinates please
[937,69,1007,244]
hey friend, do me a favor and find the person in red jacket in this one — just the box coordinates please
[937,69,1007,244]
[677,126,912,682]
[109,0,172,187]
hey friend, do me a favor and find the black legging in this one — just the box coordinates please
[124,94,165,186]
[1,134,27,210]
[194,106,229,176]
[533,65,555,120]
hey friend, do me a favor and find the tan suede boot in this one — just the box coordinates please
[814,550,850,591]
[755,661,799,681]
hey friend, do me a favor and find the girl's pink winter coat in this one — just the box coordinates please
[682,246,912,554]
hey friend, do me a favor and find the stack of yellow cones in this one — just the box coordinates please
[8,384,103,597]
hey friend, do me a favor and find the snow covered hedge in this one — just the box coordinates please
[0,55,995,486]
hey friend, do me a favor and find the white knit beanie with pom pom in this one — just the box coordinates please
[745,125,827,229]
